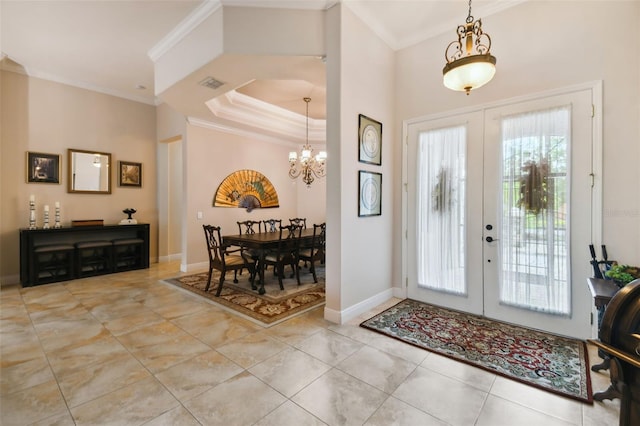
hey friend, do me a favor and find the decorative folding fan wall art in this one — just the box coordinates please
[213,169,279,212]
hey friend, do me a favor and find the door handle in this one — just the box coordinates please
[485,236,499,243]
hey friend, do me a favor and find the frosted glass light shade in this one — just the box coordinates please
[443,54,496,94]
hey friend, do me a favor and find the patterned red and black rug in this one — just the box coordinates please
[361,299,593,403]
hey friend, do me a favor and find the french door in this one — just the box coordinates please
[405,87,597,338]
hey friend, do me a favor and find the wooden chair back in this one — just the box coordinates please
[263,218,282,233]
[237,220,262,234]
[289,217,307,229]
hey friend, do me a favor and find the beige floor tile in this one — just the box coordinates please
[337,345,418,393]
[421,351,497,392]
[151,296,211,320]
[102,309,166,335]
[56,352,150,407]
[365,333,431,365]
[476,394,576,426]
[392,366,488,426]
[144,406,202,426]
[184,371,286,426]
[294,329,363,365]
[116,321,211,373]
[171,307,262,347]
[490,376,584,424]
[266,312,327,345]
[249,347,331,397]
[155,350,244,401]
[216,331,289,368]
[0,379,68,426]
[0,262,616,425]
[364,396,448,426]
[0,354,54,394]
[46,336,130,376]
[33,314,111,352]
[292,368,389,426]
[70,376,179,426]
[253,400,327,426]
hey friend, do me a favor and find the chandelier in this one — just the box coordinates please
[288,97,327,187]
[443,0,496,95]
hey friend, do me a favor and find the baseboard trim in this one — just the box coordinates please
[324,288,395,324]
[0,274,21,287]
[181,261,208,273]
[158,253,182,263]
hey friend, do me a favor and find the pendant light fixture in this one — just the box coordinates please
[288,97,327,187]
[443,0,496,95]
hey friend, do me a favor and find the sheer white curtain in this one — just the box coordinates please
[500,106,571,315]
[417,125,466,294]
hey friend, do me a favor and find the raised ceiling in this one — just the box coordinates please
[1,1,522,122]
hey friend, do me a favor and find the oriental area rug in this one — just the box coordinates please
[163,266,325,327]
[361,299,593,403]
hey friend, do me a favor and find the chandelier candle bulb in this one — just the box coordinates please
[288,97,327,187]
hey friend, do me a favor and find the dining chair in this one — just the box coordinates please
[298,223,326,283]
[237,220,263,234]
[263,218,282,233]
[236,220,262,280]
[202,225,255,296]
[289,217,307,228]
[262,224,303,289]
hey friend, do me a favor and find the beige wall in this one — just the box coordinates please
[395,0,640,265]
[0,71,158,284]
[181,122,326,271]
[323,4,396,320]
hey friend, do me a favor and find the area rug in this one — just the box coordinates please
[360,299,593,403]
[162,266,325,327]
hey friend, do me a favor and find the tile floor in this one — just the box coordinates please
[1,262,621,425]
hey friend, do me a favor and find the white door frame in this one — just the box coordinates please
[401,81,603,338]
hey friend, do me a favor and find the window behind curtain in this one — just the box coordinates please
[417,125,466,295]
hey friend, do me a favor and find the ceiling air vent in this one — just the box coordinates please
[199,76,225,90]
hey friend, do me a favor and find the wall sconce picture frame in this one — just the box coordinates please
[358,170,382,217]
[358,114,382,166]
[26,151,60,184]
[119,161,142,187]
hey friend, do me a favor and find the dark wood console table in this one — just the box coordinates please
[20,224,150,287]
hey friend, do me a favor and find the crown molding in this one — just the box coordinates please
[187,116,298,148]
[148,0,223,62]
[346,0,527,51]
[14,66,157,105]
[206,90,326,143]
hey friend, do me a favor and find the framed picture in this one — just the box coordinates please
[26,151,60,184]
[358,170,382,217]
[119,161,142,187]
[358,114,382,165]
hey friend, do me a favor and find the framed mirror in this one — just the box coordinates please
[67,149,112,194]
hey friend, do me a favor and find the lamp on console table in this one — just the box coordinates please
[119,208,137,225]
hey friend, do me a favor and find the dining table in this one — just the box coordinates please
[223,228,316,294]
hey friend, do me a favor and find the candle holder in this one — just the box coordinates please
[54,206,61,228]
[43,209,50,229]
[29,200,37,229]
